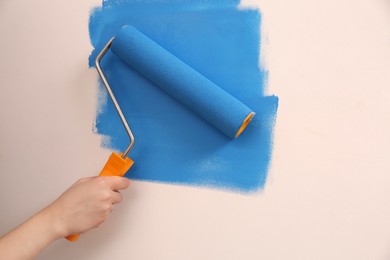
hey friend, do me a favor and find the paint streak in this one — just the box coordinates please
[89,0,278,193]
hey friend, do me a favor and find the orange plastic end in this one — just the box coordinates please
[65,152,134,242]
[235,112,255,138]
[65,234,80,242]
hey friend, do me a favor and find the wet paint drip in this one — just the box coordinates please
[89,0,279,193]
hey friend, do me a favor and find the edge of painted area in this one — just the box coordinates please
[88,0,279,193]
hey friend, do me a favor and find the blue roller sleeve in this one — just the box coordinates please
[111,25,254,138]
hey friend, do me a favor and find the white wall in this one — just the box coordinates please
[0,0,389,259]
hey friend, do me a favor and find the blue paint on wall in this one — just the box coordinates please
[89,0,278,193]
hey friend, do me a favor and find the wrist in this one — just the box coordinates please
[37,204,68,240]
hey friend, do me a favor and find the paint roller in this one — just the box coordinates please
[65,25,255,241]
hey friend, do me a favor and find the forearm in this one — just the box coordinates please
[0,176,129,259]
[0,207,63,260]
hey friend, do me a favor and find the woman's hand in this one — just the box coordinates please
[0,176,130,260]
[49,176,130,237]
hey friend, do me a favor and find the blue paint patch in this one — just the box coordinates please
[89,0,279,193]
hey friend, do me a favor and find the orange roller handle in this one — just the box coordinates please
[65,152,134,242]
[98,152,134,177]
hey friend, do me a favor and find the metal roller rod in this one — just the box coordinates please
[95,37,135,158]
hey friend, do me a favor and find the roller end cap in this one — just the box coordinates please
[235,112,256,138]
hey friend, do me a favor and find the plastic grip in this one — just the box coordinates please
[65,152,134,242]
[99,152,134,177]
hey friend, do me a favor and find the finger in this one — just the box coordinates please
[103,176,130,191]
[111,191,123,204]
